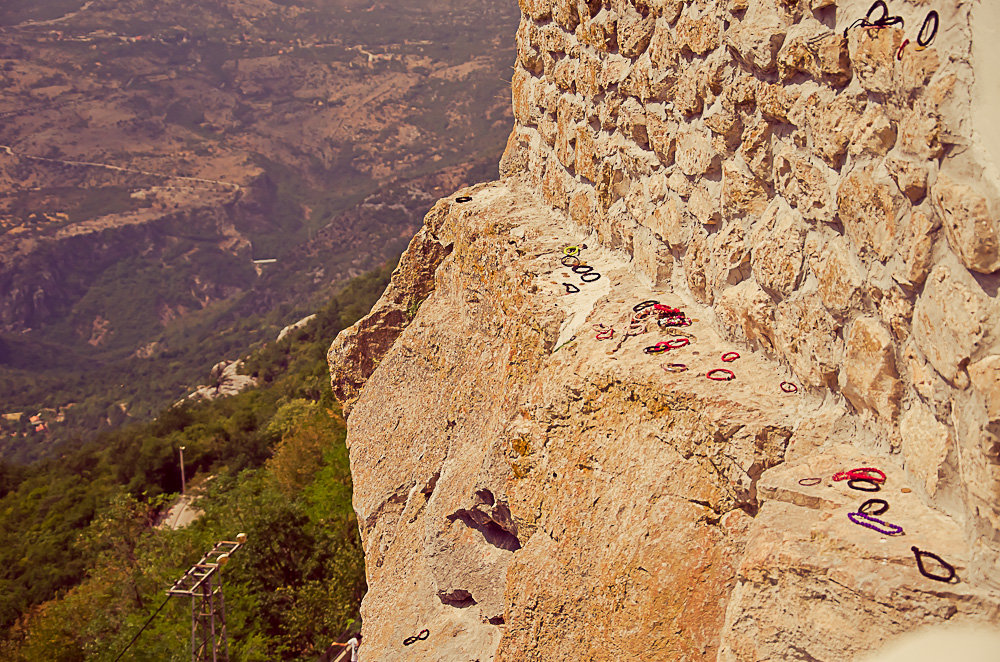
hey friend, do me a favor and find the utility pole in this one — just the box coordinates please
[179,446,187,495]
[167,534,246,662]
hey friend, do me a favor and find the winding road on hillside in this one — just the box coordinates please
[0,143,242,191]
[6,1,95,29]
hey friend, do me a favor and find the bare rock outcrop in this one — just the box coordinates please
[330,183,1000,661]
[330,0,1000,659]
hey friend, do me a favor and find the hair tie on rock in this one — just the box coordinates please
[911,546,956,583]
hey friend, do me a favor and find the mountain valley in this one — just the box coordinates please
[0,0,518,459]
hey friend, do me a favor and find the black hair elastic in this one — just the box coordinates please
[869,0,903,28]
[857,498,889,516]
[798,477,822,487]
[561,255,581,267]
[911,546,957,583]
[633,300,659,312]
[917,10,938,47]
[403,628,431,646]
[844,17,867,37]
[562,282,579,294]
[848,478,881,492]
[844,0,903,37]
[866,0,888,24]
[580,271,601,282]
[456,196,472,203]
[571,264,593,274]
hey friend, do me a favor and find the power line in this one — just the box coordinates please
[111,595,172,662]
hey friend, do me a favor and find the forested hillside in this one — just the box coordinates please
[0,263,392,661]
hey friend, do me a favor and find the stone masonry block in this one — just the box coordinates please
[519,0,554,21]
[646,111,676,167]
[891,208,937,288]
[552,0,580,31]
[676,127,720,177]
[807,89,865,169]
[516,20,544,75]
[837,165,904,261]
[500,128,534,179]
[849,105,897,159]
[900,401,952,496]
[722,158,768,219]
[970,355,1000,423]
[777,29,850,87]
[633,224,673,289]
[739,117,773,182]
[512,68,540,125]
[618,5,656,57]
[814,234,865,318]
[774,290,842,388]
[751,198,807,299]
[645,193,691,247]
[726,14,786,74]
[913,263,993,388]
[675,13,721,56]
[848,25,903,94]
[933,170,1000,275]
[841,316,903,421]
[716,279,778,353]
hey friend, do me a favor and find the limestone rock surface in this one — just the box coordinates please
[330,183,1000,661]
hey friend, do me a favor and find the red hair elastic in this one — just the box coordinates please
[707,368,735,381]
[833,467,886,483]
[896,38,909,60]
[721,351,740,362]
[780,381,798,393]
[593,324,614,340]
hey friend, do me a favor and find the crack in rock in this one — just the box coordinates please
[438,588,477,608]
[447,504,522,552]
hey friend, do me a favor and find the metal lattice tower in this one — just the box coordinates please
[167,535,246,662]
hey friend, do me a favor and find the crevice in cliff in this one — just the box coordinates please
[788,644,823,662]
[363,482,412,534]
[447,506,522,552]
[437,588,477,608]
[423,471,440,496]
[475,488,495,506]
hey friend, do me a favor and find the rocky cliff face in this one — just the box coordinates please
[330,1,1000,659]
[0,195,254,333]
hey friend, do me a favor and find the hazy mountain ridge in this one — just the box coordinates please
[0,0,518,458]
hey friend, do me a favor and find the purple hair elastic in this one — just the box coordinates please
[847,511,904,536]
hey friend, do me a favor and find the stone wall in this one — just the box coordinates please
[500,0,1000,586]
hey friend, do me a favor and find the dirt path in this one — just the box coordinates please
[0,143,242,191]
[9,1,95,29]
